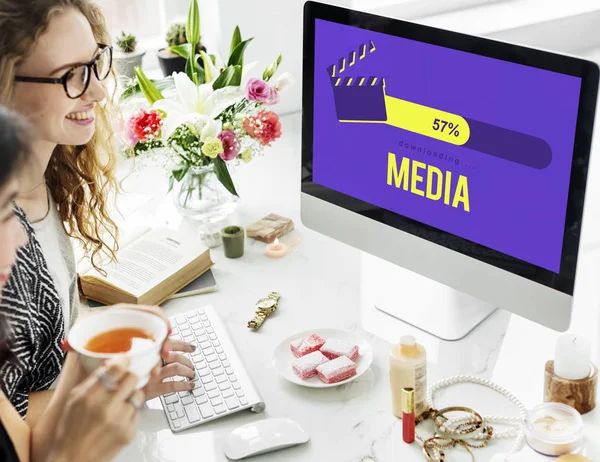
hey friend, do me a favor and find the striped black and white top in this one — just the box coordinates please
[0,205,65,417]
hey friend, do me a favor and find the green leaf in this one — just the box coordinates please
[193,55,206,84]
[229,26,242,58]
[213,157,238,197]
[229,65,242,86]
[262,53,282,81]
[209,54,216,66]
[134,66,164,104]
[200,50,213,82]
[228,38,253,68]
[172,166,189,182]
[186,56,198,85]
[212,66,235,90]
[170,44,191,59]
[186,0,201,47]
[119,76,174,102]
[168,175,175,193]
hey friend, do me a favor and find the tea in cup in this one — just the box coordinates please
[68,309,168,388]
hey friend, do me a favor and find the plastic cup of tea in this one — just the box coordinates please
[68,309,168,388]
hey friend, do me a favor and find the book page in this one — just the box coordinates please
[84,228,207,297]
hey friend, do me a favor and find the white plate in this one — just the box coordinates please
[272,328,374,388]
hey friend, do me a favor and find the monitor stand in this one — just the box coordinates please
[360,253,498,342]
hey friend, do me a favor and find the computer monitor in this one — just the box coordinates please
[300,1,599,340]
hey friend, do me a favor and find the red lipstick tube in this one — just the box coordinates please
[402,387,415,444]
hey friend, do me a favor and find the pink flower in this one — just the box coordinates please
[246,78,271,103]
[265,87,280,106]
[128,109,162,144]
[242,110,282,146]
[217,130,241,161]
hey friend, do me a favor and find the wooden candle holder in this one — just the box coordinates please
[544,360,598,415]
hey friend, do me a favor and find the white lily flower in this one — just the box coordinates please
[153,72,244,140]
[200,119,222,142]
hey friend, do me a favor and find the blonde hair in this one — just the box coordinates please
[0,0,119,268]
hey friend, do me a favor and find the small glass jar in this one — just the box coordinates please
[525,403,584,456]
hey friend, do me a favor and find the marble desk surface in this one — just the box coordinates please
[111,113,600,462]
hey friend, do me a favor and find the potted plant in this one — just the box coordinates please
[113,31,145,81]
[157,22,206,77]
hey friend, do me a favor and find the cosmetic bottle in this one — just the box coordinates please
[402,387,415,443]
[390,335,427,418]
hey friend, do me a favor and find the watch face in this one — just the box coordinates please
[257,298,276,309]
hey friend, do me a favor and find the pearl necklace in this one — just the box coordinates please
[427,375,527,453]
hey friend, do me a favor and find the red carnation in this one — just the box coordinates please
[128,109,163,144]
[242,110,282,146]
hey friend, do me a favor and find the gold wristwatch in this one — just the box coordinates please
[248,292,280,330]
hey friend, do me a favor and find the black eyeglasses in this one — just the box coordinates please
[15,44,113,99]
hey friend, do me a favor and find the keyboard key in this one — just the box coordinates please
[170,411,178,420]
[223,389,235,399]
[206,327,215,334]
[165,395,179,404]
[219,382,231,391]
[174,403,185,418]
[181,395,194,405]
[215,347,224,354]
[214,404,227,415]
[175,315,186,325]
[198,369,211,378]
[184,404,201,423]
[167,404,175,412]
[196,395,208,405]
[240,397,248,406]
[196,308,205,315]
[230,375,238,383]
[209,361,221,370]
[225,367,234,375]
[201,376,213,385]
[216,375,227,384]
[209,334,218,341]
[205,354,217,363]
[200,341,211,350]
[210,397,223,406]
[191,349,203,358]
[203,347,214,356]
[218,353,227,361]
[205,382,217,391]
[226,397,239,410]
[233,383,241,390]
[203,321,211,328]
[197,334,209,343]
[178,390,191,398]
[180,328,192,337]
[207,389,219,399]
[212,368,224,376]
[173,420,181,429]
[199,404,214,419]
[236,390,245,398]
[200,314,208,321]
[222,360,231,368]
[212,340,221,347]
[193,388,205,397]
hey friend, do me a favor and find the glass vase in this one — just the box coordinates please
[171,164,239,223]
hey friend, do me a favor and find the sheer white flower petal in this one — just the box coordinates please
[173,72,201,113]
[200,119,223,142]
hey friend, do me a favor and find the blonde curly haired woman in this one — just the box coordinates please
[0,0,196,424]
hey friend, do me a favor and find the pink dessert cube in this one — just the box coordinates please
[290,334,326,358]
[292,351,330,379]
[320,339,359,361]
[316,356,357,384]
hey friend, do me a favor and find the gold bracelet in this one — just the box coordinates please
[431,406,485,440]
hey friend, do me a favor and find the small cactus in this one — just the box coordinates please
[165,23,188,47]
[165,22,203,53]
[116,31,137,53]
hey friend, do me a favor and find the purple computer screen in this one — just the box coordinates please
[312,19,582,273]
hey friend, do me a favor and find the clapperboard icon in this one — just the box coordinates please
[327,41,387,122]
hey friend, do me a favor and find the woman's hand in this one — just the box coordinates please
[143,339,196,400]
[48,356,144,462]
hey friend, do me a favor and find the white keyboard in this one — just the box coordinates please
[160,305,265,432]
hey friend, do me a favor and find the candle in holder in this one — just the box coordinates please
[265,238,288,258]
[554,334,591,380]
[221,225,245,258]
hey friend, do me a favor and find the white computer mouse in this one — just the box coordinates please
[223,417,310,460]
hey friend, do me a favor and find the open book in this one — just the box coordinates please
[79,227,214,306]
